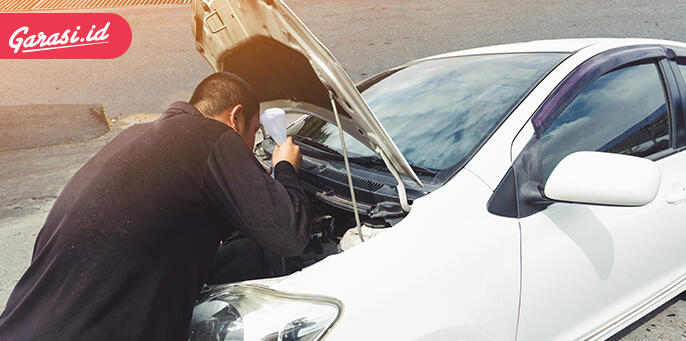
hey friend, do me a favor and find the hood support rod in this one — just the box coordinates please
[329,91,364,243]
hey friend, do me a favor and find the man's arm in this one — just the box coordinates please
[201,131,311,256]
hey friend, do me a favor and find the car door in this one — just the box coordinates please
[509,46,686,340]
[659,47,686,293]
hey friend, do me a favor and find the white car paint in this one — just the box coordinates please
[272,169,521,341]
[260,38,686,341]
[193,2,686,337]
[544,151,660,206]
[517,148,686,340]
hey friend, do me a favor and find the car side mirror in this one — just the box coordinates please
[544,151,660,207]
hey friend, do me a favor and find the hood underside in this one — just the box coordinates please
[219,36,334,117]
[192,0,421,186]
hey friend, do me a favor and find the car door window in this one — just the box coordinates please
[540,62,671,181]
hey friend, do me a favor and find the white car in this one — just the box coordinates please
[188,1,686,340]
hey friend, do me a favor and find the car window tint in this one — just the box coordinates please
[540,63,670,181]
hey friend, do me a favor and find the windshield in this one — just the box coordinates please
[291,53,568,171]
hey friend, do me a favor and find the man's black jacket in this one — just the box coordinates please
[0,101,311,340]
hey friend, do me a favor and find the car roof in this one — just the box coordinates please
[418,38,686,61]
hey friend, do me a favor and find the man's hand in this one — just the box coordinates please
[272,136,302,172]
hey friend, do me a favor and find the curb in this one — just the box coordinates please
[0,103,111,152]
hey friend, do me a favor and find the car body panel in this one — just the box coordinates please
[509,42,686,340]
[516,150,686,340]
[191,0,421,185]
[267,169,521,340]
[188,17,686,338]
[421,38,603,59]
[422,38,686,62]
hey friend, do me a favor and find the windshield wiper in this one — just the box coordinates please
[288,139,437,177]
[349,155,437,177]
[291,136,344,159]
[408,163,438,177]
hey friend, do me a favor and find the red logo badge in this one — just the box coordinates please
[1,13,132,59]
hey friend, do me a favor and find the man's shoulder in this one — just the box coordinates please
[204,129,265,176]
[154,110,229,143]
[210,128,254,155]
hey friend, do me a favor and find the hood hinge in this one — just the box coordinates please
[204,9,227,34]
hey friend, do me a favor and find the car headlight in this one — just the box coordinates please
[188,284,342,341]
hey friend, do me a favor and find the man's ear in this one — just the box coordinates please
[230,104,244,129]
[222,104,243,130]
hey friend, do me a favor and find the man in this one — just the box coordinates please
[0,72,311,340]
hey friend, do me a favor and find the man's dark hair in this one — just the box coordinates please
[189,72,259,119]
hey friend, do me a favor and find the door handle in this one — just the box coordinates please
[667,191,686,204]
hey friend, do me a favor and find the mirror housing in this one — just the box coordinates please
[544,151,660,206]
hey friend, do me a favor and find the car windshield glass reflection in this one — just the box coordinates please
[292,53,567,171]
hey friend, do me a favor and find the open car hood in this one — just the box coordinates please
[191,0,421,186]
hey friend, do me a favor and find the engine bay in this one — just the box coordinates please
[272,194,400,276]
[246,115,440,277]
[250,135,415,277]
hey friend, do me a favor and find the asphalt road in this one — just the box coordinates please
[2,0,686,114]
[2,1,686,339]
